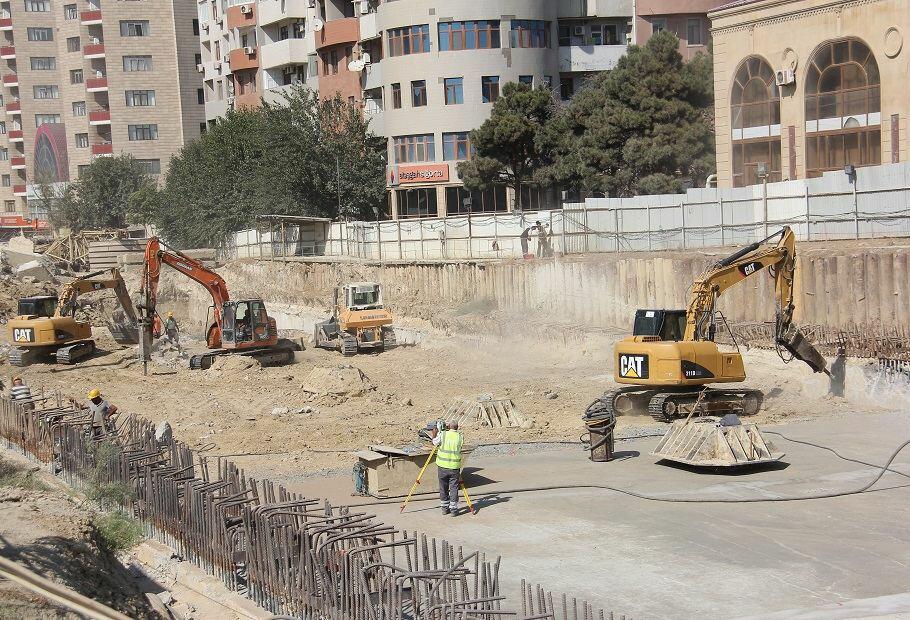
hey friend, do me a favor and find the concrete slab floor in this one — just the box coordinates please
[272,411,910,619]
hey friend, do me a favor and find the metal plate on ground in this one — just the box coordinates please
[651,417,784,467]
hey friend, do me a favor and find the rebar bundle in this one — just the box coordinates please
[0,393,628,620]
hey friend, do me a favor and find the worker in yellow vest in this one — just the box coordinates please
[433,420,463,516]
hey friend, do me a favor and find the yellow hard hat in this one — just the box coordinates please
[87,388,101,399]
[167,311,173,317]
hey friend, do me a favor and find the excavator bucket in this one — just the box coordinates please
[107,309,139,345]
[777,324,828,375]
[651,416,784,468]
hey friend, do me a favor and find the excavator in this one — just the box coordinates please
[7,268,139,366]
[314,282,396,356]
[140,237,298,370]
[603,226,829,422]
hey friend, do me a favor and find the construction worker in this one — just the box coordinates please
[86,388,119,437]
[10,376,33,411]
[433,420,463,516]
[164,311,181,353]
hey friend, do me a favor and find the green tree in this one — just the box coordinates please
[457,82,556,209]
[48,155,154,231]
[155,88,386,248]
[545,32,715,197]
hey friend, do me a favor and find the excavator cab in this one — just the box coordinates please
[17,296,57,319]
[221,300,273,346]
[632,309,686,342]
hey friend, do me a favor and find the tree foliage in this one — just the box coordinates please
[544,32,715,196]
[155,88,386,248]
[47,155,154,232]
[457,83,557,209]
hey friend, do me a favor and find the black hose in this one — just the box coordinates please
[764,431,910,481]
[347,438,910,509]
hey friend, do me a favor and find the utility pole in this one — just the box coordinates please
[336,153,341,216]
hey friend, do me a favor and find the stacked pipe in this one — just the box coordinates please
[0,394,630,620]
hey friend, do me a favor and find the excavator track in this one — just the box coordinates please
[8,347,41,367]
[647,388,765,422]
[55,340,96,365]
[190,340,298,370]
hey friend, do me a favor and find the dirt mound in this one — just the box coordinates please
[0,274,57,321]
[209,355,262,372]
[303,364,374,396]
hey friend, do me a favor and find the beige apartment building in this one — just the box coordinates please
[710,0,909,187]
[199,0,644,219]
[0,0,204,220]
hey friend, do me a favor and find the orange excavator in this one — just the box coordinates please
[139,237,297,370]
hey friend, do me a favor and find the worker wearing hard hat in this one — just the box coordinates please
[433,420,464,516]
[163,311,182,354]
[86,388,119,437]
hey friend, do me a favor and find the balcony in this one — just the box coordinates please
[558,44,627,73]
[7,129,22,142]
[0,46,14,60]
[359,11,379,41]
[85,76,108,92]
[228,47,259,71]
[316,17,359,50]
[226,3,256,30]
[91,143,113,156]
[12,184,26,197]
[5,101,20,114]
[260,37,315,70]
[83,43,105,59]
[89,109,111,125]
[258,0,307,26]
[10,156,24,169]
[0,18,12,31]
[2,74,17,87]
[363,61,381,91]
[80,9,102,25]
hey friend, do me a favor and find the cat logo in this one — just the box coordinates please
[13,327,34,343]
[619,354,648,379]
[738,261,762,277]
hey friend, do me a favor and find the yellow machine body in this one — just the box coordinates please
[614,337,746,386]
[8,315,92,348]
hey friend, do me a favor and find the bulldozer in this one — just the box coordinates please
[7,268,139,366]
[314,282,396,356]
[601,227,828,422]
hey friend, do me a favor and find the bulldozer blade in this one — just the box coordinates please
[651,417,784,467]
[777,324,828,375]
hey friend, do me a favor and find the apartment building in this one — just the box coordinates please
[0,0,204,219]
[633,1,726,61]
[199,0,635,219]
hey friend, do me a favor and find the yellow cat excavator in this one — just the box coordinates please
[7,268,138,366]
[604,227,828,422]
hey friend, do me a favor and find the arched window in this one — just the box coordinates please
[805,38,881,177]
[730,56,781,187]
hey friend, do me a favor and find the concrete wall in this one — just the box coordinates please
[164,240,910,347]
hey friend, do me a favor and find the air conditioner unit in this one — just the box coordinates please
[202,23,209,32]
[358,0,369,14]
[196,63,205,72]
[573,25,584,37]
[775,68,795,86]
[91,36,100,44]
[240,4,252,14]
[244,45,255,55]
[213,60,222,69]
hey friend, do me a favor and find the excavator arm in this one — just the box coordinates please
[685,228,796,342]
[685,227,827,374]
[56,268,138,324]
[141,237,230,348]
